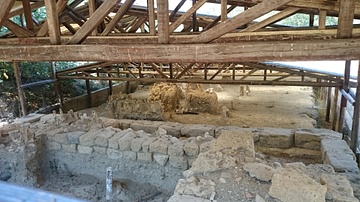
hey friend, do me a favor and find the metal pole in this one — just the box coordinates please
[13,62,27,117]
[105,167,113,201]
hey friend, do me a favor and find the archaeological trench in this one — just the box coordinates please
[0,83,359,202]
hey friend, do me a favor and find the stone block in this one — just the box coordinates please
[94,130,115,147]
[118,119,134,129]
[130,120,163,134]
[118,131,136,151]
[78,145,93,154]
[214,126,252,138]
[160,122,182,137]
[258,127,294,148]
[47,142,61,150]
[123,151,137,160]
[67,131,86,144]
[137,152,152,162]
[54,133,68,144]
[14,113,44,125]
[321,139,359,173]
[187,156,197,167]
[181,124,215,137]
[168,143,184,156]
[184,142,199,156]
[108,129,131,149]
[131,137,147,152]
[169,155,188,170]
[167,195,211,202]
[214,130,255,158]
[79,129,98,146]
[153,154,169,166]
[294,129,342,150]
[320,174,357,202]
[243,163,275,182]
[107,148,122,159]
[199,141,213,153]
[62,144,77,153]
[150,139,170,154]
[142,137,156,153]
[93,146,107,155]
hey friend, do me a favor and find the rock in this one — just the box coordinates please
[153,154,169,166]
[131,136,147,152]
[62,144,77,153]
[130,120,163,134]
[0,171,12,181]
[214,130,255,158]
[93,146,106,155]
[181,124,215,137]
[168,143,184,156]
[77,145,93,154]
[174,176,215,198]
[150,139,170,154]
[123,151,137,160]
[118,131,136,151]
[46,142,61,150]
[321,139,359,173]
[79,129,99,146]
[167,195,211,202]
[255,194,265,202]
[160,122,182,137]
[269,167,327,202]
[199,141,213,153]
[94,130,115,147]
[219,177,226,183]
[141,137,157,153]
[108,129,130,149]
[184,142,199,156]
[155,127,167,136]
[320,174,358,202]
[243,163,275,182]
[295,130,329,150]
[67,131,86,144]
[258,127,294,149]
[137,152,152,162]
[169,155,188,170]
[14,113,44,125]
[107,148,122,159]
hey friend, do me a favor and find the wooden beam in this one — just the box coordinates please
[44,0,61,45]
[175,63,196,79]
[169,0,187,21]
[3,19,34,37]
[22,0,34,31]
[37,0,68,37]
[241,7,300,32]
[204,5,236,31]
[187,0,294,43]
[169,0,207,33]
[157,0,170,43]
[101,0,135,36]
[68,0,121,44]
[337,60,351,132]
[0,0,16,28]
[88,0,97,35]
[13,62,27,117]
[221,0,228,22]
[147,0,156,35]
[337,0,355,38]
[128,17,146,33]
[150,63,168,78]
[318,10,326,30]
[2,38,360,62]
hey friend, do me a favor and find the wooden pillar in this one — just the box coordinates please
[169,63,173,79]
[13,62,27,117]
[332,85,340,130]
[221,0,228,22]
[157,0,169,43]
[318,10,326,30]
[338,61,351,131]
[88,0,97,35]
[108,73,113,96]
[44,0,61,45]
[51,62,64,108]
[325,85,332,122]
[147,0,156,35]
[86,79,92,107]
[263,69,267,81]
[309,14,314,27]
[350,62,360,153]
[192,0,198,32]
[22,0,34,31]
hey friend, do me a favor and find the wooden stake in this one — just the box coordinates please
[13,62,27,117]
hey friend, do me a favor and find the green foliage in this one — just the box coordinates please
[279,13,338,27]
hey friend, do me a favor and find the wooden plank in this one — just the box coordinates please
[169,0,207,33]
[318,10,326,30]
[13,62,27,117]
[187,0,294,43]
[101,0,135,36]
[241,7,300,32]
[68,0,122,44]
[337,0,355,38]
[147,0,156,35]
[0,0,16,28]
[44,0,61,45]
[2,38,360,62]
[221,0,228,22]
[37,0,68,37]
[88,0,97,35]
[3,19,34,37]
[22,0,34,31]
[157,0,170,43]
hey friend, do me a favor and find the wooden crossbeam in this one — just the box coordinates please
[2,38,360,62]
[169,0,207,33]
[3,19,34,37]
[175,63,196,79]
[37,0,68,37]
[0,0,16,28]
[239,68,258,80]
[44,0,62,45]
[101,0,135,36]
[22,0,34,31]
[157,0,170,43]
[210,64,228,80]
[150,63,168,78]
[241,7,300,32]
[68,0,121,44]
[187,0,294,43]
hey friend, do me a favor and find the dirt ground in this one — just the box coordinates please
[84,84,318,129]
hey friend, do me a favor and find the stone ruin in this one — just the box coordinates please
[107,83,219,122]
[0,111,359,202]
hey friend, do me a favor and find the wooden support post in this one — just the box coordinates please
[108,73,113,96]
[263,69,267,81]
[51,62,63,107]
[157,0,169,43]
[13,62,27,117]
[37,0,68,37]
[309,14,315,27]
[86,79,92,107]
[44,0,61,44]
[332,86,339,130]
[169,63,173,79]
[0,0,16,28]
[350,62,360,153]
[338,61,351,131]
[88,0,97,35]
[337,0,355,38]
[325,85,332,122]
[22,0,34,31]
[221,0,228,22]
[204,64,208,80]
[69,0,122,44]
[232,63,236,80]
[192,0,198,32]
[147,0,156,35]
[318,10,326,30]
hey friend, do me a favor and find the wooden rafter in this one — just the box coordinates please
[241,7,300,32]
[0,0,16,28]
[21,0,34,31]
[68,0,122,44]
[44,0,62,45]
[169,0,207,33]
[101,0,135,36]
[37,0,68,37]
[187,0,294,43]
[128,17,146,33]
[169,0,187,22]
[3,19,34,37]
[88,0,97,35]
[204,5,236,30]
